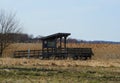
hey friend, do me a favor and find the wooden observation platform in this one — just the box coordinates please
[13,32,93,60]
[41,33,71,59]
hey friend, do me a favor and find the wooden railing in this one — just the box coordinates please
[14,50,42,58]
[67,48,94,60]
[13,48,94,60]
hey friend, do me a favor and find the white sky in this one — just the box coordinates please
[0,0,120,41]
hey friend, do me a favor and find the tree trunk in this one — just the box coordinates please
[0,43,3,57]
[0,50,3,57]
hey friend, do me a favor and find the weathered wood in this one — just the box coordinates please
[13,48,94,60]
[41,33,71,59]
[14,50,42,58]
[67,48,94,60]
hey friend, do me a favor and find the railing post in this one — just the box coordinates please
[28,48,30,58]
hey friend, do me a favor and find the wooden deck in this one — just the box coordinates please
[14,48,93,60]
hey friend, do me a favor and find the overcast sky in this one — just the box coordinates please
[0,0,120,41]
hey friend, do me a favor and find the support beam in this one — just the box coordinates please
[60,37,62,48]
[64,36,67,49]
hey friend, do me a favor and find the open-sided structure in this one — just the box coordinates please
[41,33,71,59]
[13,32,93,60]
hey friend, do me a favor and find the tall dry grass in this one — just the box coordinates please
[1,43,120,68]
[0,58,120,67]
[67,43,120,60]
[3,43,120,60]
[3,43,42,57]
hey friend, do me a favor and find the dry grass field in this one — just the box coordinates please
[0,58,120,68]
[3,43,120,60]
[0,58,120,83]
[0,43,120,83]
[3,43,42,57]
[67,43,120,60]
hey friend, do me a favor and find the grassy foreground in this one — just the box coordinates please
[1,43,120,82]
[0,58,120,83]
[0,66,120,83]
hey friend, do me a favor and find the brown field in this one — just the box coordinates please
[0,58,120,83]
[3,43,42,57]
[3,43,120,60]
[2,43,120,67]
[0,43,120,83]
[0,58,120,67]
[68,43,120,60]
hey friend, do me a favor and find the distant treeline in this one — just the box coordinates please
[67,38,120,44]
[78,40,120,44]
[0,33,41,43]
[2,33,120,44]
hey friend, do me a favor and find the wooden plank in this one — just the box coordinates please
[14,50,42,58]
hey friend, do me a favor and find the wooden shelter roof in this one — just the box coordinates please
[41,33,71,40]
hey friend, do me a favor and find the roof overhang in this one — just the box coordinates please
[41,33,71,40]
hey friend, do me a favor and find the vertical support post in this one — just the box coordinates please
[28,48,30,58]
[60,37,62,48]
[54,38,57,55]
[46,40,49,56]
[59,37,62,57]
[55,38,57,48]
[64,36,67,49]
[42,40,44,57]
[64,36,67,59]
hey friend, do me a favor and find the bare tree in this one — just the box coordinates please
[0,10,22,57]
